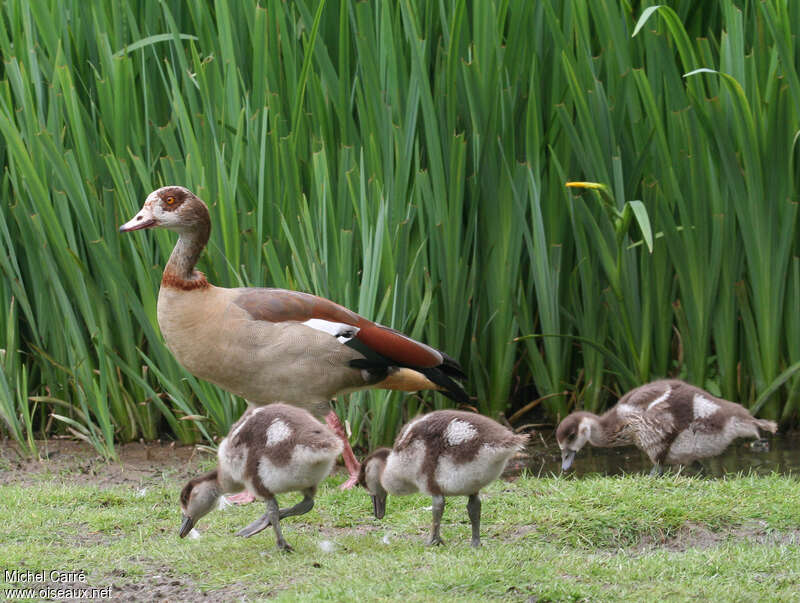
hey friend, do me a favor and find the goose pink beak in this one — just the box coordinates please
[119,206,157,232]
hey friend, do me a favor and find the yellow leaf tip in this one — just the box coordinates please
[565,181,605,189]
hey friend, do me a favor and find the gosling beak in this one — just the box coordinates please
[561,449,576,472]
[179,514,194,538]
[119,206,157,232]
[371,493,386,519]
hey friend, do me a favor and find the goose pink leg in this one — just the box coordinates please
[325,410,361,489]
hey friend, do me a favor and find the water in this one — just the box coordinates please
[515,431,800,478]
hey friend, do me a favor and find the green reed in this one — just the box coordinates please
[0,0,797,456]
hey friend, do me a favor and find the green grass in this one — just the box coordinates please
[2,469,799,601]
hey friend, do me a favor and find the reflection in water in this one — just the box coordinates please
[514,431,800,478]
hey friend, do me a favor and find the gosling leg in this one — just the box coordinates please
[267,496,292,552]
[467,494,481,548]
[649,463,665,477]
[279,488,315,519]
[236,513,272,538]
[427,495,445,546]
[236,488,316,537]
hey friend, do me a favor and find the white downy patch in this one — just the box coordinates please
[693,394,719,419]
[444,419,478,446]
[266,418,293,445]
[647,386,672,411]
[434,444,517,496]
[257,446,338,494]
[615,403,638,418]
[302,318,359,343]
[218,437,248,485]
[381,441,425,495]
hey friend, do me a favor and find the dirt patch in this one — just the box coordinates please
[0,439,213,488]
[508,524,539,540]
[106,573,250,602]
[633,520,800,553]
[99,563,252,602]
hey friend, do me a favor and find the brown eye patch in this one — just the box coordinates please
[162,194,183,212]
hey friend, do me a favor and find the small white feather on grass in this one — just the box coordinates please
[318,540,337,553]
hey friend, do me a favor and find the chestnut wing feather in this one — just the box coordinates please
[232,288,445,368]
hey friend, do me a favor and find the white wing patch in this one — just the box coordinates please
[444,419,478,446]
[266,418,293,445]
[693,394,719,419]
[396,415,429,446]
[647,386,672,411]
[615,403,638,418]
[302,318,359,343]
[229,406,265,442]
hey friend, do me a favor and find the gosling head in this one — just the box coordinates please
[119,186,209,235]
[555,412,593,471]
[358,448,391,519]
[179,470,221,538]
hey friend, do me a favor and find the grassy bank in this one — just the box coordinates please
[1,450,798,601]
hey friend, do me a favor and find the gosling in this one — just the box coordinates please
[179,403,343,551]
[359,410,528,547]
[557,379,777,475]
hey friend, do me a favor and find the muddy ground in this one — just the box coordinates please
[0,438,212,488]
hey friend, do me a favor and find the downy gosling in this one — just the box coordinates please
[557,379,777,475]
[359,410,528,547]
[179,403,343,551]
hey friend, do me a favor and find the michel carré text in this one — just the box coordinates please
[4,569,87,583]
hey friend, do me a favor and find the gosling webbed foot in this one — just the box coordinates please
[236,514,272,538]
[277,540,294,553]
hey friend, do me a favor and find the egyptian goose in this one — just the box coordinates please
[179,403,342,551]
[120,186,468,487]
[556,379,777,475]
[358,410,528,547]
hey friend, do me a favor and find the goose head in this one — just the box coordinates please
[555,412,594,471]
[179,470,221,538]
[358,448,391,519]
[119,186,209,235]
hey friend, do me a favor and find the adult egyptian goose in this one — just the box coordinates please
[358,410,528,547]
[179,403,342,551]
[556,379,777,475]
[120,186,468,487]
